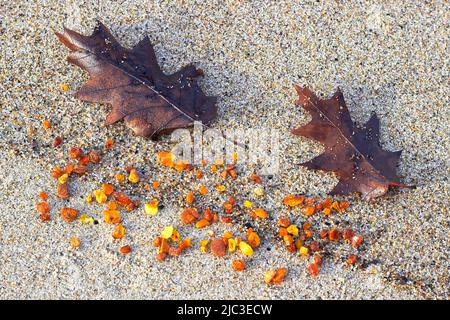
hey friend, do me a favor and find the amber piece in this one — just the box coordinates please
[106,201,119,210]
[57,182,70,199]
[103,210,121,224]
[314,254,322,266]
[347,255,357,265]
[278,217,290,228]
[195,170,204,179]
[250,174,262,184]
[115,174,125,183]
[252,208,268,219]
[283,194,304,207]
[315,202,323,211]
[323,207,332,216]
[223,202,233,214]
[340,200,350,211]
[304,229,312,238]
[104,138,114,149]
[60,207,78,222]
[178,238,191,251]
[322,197,332,208]
[328,228,340,241]
[223,231,233,239]
[279,227,288,237]
[51,166,64,179]
[36,202,50,214]
[39,213,50,222]
[302,222,312,230]
[307,263,319,277]
[157,152,175,168]
[303,206,315,217]
[331,201,341,213]
[195,218,210,229]
[53,136,62,147]
[343,229,355,241]
[69,146,83,159]
[152,180,160,189]
[173,160,187,171]
[155,253,167,262]
[39,192,48,201]
[119,245,132,255]
[198,185,208,195]
[319,229,329,239]
[112,192,131,206]
[78,155,90,166]
[112,224,125,239]
[128,169,140,183]
[185,192,195,204]
[219,170,228,179]
[221,216,232,223]
[180,207,199,225]
[211,239,226,257]
[272,268,288,284]
[102,183,114,195]
[232,259,245,272]
[283,235,294,246]
[70,237,81,249]
[264,270,277,284]
[64,164,75,175]
[153,237,162,247]
[158,238,170,254]
[247,231,261,249]
[202,208,214,222]
[42,120,51,130]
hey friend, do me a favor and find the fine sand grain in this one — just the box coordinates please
[0,1,448,299]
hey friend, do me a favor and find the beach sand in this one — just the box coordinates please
[0,1,448,299]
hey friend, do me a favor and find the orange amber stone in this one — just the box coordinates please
[303,206,316,216]
[328,228,340,241]
[307,263,320,277]
[272,268,288,284]
[102,183,114,195]
[232,259,245,272]
[180,208,199,224]
[199,185,208,195]
[347,255,357,265]
[283,194,304,207]
[202,208,214,222]
[252,208,268,219]
[186,192,195,204]
[195,218,210,229]
[39,192,48,201]
[105,138,114,149]
[36,202,50,214]
[247,231,261,248]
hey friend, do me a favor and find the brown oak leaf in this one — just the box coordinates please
[292,85,414,201]
[56,21,217,139]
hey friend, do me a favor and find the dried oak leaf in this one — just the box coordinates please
[292,86,414,201]
[56,21,217,139]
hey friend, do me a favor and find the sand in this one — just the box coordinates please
[0,1,448,299]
